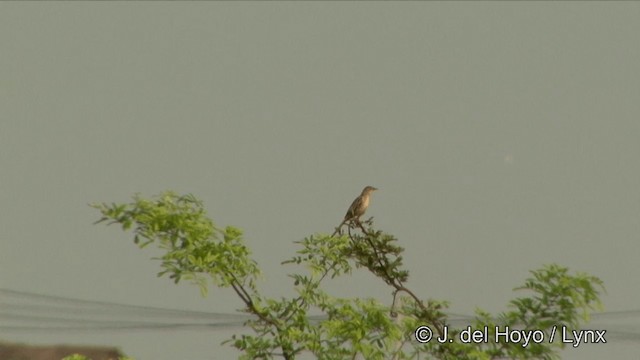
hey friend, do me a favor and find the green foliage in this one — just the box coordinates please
[93,192,605,360]
[481,264,605,359]
[92,192,259,297]
[61,355,133,360]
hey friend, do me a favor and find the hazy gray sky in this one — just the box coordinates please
[1,3,639,359]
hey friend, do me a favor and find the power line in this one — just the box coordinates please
[0,288,248,320]
[1,287,639,342]
[0,287,252,332]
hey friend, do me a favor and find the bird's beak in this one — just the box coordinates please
[372,187,378,191]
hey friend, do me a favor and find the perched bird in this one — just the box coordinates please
[343,186,378,222]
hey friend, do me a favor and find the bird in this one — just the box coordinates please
[343,185,378,223]
[331,186,378,236]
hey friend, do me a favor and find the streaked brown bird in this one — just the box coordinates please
[343,185,378,222]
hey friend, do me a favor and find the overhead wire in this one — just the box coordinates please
[1,288,639,342]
